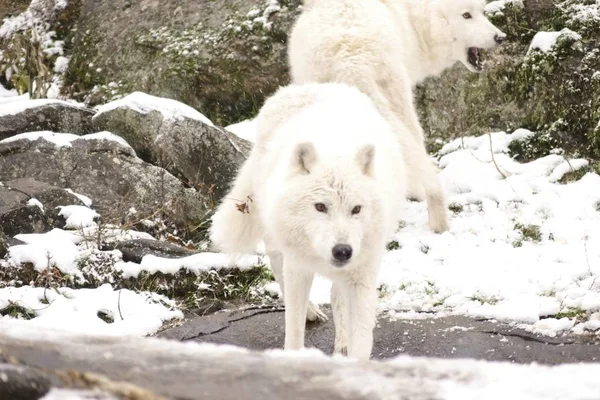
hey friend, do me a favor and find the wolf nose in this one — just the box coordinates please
[494,33,506,44]
[332,244,353,262]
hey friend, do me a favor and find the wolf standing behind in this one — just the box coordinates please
[210,83,406,359]
[288,0,506,233]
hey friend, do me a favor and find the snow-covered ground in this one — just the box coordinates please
[1,91,599,339]
[229,121,600,338]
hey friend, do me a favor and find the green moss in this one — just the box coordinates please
[0,301,36,320]
[97,310,115,324]
[558,161,600,183]
[555,307,587,322]
[386,241,400,251]
[469,294,500,305]
[448,202,464,213]
[508,130,562,162]
[514,223,542,242]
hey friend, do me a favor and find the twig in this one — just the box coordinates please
[488,133,508,179]
[584,238,598,291]
[118,289,124,320]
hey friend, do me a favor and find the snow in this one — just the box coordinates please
[226,119,257,142]
[94,92,215,127]
[116,253,264,279]
[0,98,88,117]
[9,229,82,276]
[528,28,582,54]
[485,0,523,15]
[65,189,93,207]
[40,389,118,400]
[53,56,70,73]
[0,284,182,336]
[0,131,133,151]
[0,131,81,147]
[27,198,44,212]
[0,85,19,99]
[58,205,100,229]
[253,128,600,337]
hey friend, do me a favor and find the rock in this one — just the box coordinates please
[105,239,196,264]
[92,92,251,199]
[2,320,600,400]
[0,0,30,22]
[0,178,87,235]
[63,0,302,125]
[162,308,600,364]
[0,99,95,141]
[0,364,54,400]
[0,183,49,237]
[0,131,209,233]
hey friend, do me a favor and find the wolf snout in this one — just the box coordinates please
[332,244,353,264]
[494,32,506,44]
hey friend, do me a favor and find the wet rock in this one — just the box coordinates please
[106,238,196,264]
[92,93,251,199]
[0,100,95,141]
[0,132,209,232]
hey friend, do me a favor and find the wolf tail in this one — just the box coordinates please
[210,153,264,254]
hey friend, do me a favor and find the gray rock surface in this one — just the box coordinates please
[105,238,196,264]
[1,320,600,400]
[0,100,95,140]
[92,99,251,199]
[0,178,86,237]
[0,133,209,229]
[161,307,600,364]
[63,0,302,125]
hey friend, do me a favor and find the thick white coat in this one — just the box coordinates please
[288,0,505,233]
[211,83,407,359]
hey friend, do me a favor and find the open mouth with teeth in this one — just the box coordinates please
[467,47,483,71]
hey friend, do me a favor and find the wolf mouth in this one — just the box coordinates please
[467,47,483,71]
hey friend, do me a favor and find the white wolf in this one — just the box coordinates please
[210,83,406,360]
[288,0,506,233]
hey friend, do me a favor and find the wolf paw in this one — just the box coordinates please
[306,302,328,322]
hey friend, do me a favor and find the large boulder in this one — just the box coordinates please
[92,92,251,200]
[0,99,94,140]
[1,320,600,400]
[0,131,209,232]
[0,178,85,237]
[61,0,302,126]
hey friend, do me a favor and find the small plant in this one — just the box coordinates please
[448,202,464,213]
[469,294,500,305]
[0,301,36,320]
[97,310,115,324]
[386,241,400,251]
[555,307,587,322]
[514,223,542,242]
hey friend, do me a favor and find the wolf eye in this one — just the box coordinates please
[462,12,472,19]
[351,205,362,215]
[315,203,328,213]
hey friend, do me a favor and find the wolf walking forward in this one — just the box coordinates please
[210,83,407,359]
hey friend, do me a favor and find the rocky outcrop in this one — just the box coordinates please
[63,0,302,125]
[92,92,251,200]
[0,178,85,238]
[0,99,95,140]
[0,132,209,230]
[1,320,600,400]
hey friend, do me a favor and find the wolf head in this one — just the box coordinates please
[273,142,382,269]
[434,0,506,72]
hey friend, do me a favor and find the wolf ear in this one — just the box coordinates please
[356,144,375,176]
[294,142,317,174]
